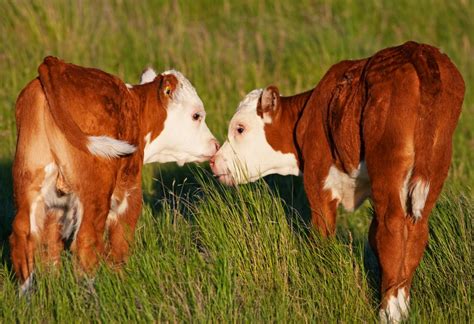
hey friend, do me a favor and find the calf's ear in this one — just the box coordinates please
[158,74,179,102]
[257,86,280,123]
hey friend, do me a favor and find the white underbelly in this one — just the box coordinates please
[30,163,129,239]
[323,162,371,211]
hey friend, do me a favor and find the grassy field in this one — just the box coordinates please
[0,0,472,322]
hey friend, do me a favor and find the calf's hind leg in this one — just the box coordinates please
[10,208,36,292]
[402,142,453,297]
[303,165,338,237]
[10,163,51,292]
[70,165,116,274]
[106,187,142,267]
[72,194,111,274]
[367,158,414,322]
[39,210,65,268]
[10,194,47,293]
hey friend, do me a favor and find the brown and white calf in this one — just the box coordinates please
[210,42,465,322]
[11,56,218,293]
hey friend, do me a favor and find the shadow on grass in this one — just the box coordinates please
[148,162,382,301]
[144,162,380,297]
[143,162,312,228]
[0,159,14,270]
[142,163,204,216]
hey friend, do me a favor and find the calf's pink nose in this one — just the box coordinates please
[209,155,216,168]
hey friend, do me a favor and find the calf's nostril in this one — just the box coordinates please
[212,139,220,152]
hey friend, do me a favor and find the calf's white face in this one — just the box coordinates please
[211,89,300,185]
[141,69,218,166]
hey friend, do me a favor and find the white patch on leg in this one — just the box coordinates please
[399,168,413,214]
[116,196,129,215]
[106,193,129,226]
[19,271,34,296]
[29,196,43,235]
[380,289,410,323]
[397,288,409,317]
[400,168,430,220]
[410,180,430,220]
[323,162,371,211]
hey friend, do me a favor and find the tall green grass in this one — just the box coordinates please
[0,0,472,322]
[0,172,471,322]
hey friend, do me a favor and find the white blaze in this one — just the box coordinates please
[212,89,300,185]
[143,70,217,165]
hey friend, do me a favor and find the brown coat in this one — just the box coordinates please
[10,57,179,288]
[257,41,464,319]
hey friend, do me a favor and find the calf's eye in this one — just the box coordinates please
[193,113,201,121]
[237,126,245,134]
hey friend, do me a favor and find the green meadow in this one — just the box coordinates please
[0,0,472,322]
